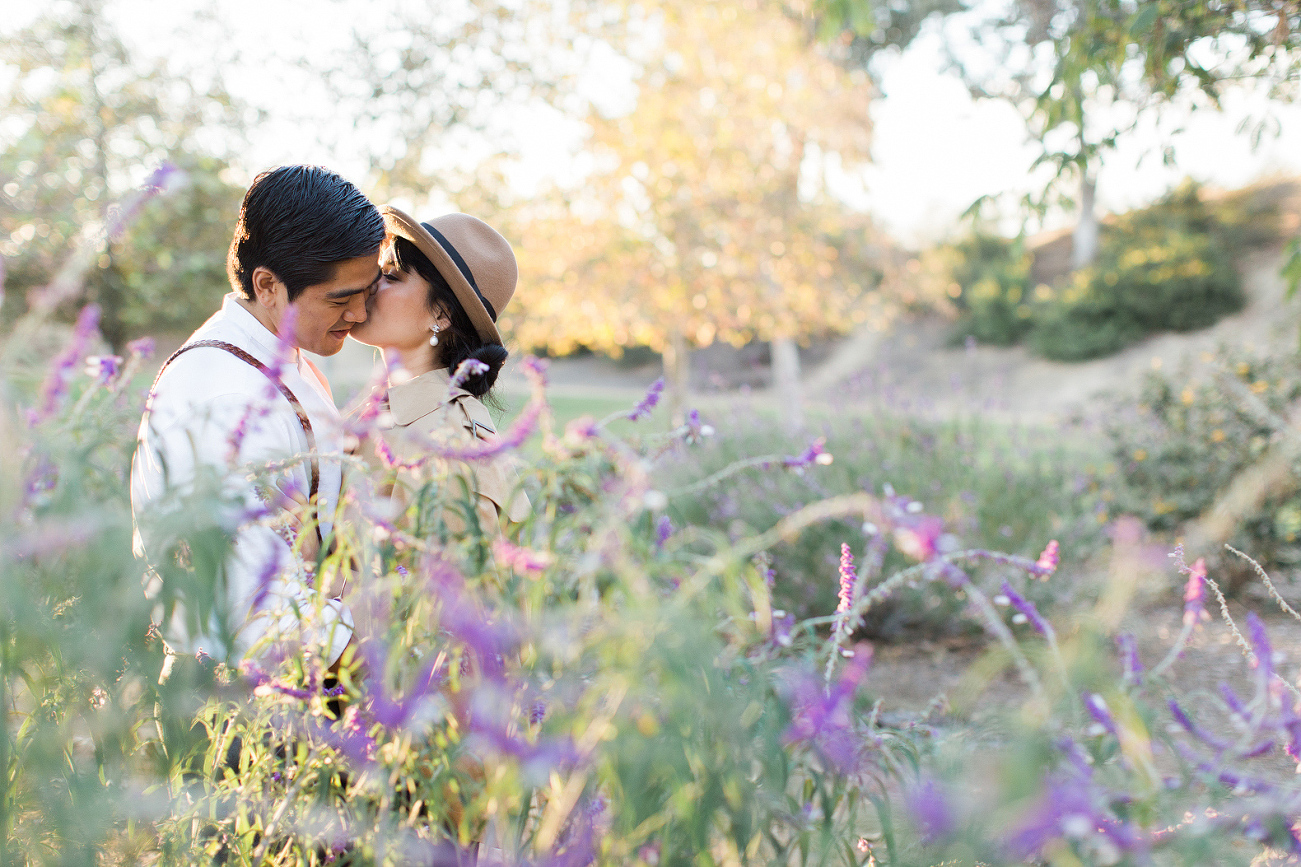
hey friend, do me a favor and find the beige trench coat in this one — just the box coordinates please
[379,368,530,533]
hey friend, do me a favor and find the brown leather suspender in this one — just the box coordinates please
[148,339,322,541]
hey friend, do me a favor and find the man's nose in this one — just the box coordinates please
[344,294,368,323]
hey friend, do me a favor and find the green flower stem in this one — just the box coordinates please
[667,453,807,498]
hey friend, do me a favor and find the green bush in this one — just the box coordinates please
[662,409,1108,638]
[1104,347,1301,589]
[1029,182,1244,361]
[946,233,1035,347]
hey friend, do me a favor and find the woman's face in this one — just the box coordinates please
[349,250,441,355]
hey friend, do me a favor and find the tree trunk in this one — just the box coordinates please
[1071,169,1099,270]
[662,327,690,426]
[770,335,803,432]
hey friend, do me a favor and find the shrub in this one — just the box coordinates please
[661,408,1108,638]
[1104,346,1301,589]
[945,233,1035,347]
[1029,182,1244,361]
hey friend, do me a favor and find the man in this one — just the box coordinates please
[131,165,384,668]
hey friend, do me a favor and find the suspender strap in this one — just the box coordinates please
[148,339,322,542]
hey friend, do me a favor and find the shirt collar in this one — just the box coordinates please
[219,293,301,368]
[387,367,474,426]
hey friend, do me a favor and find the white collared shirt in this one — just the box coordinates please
[131,293,352,664]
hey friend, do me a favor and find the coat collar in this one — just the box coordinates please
[386,367,475,427]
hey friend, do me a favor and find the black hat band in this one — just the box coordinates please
[423,222,498,322]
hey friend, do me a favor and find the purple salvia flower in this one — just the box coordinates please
[240,660,313,701]
[1004,774,1127,862]
[782,437,833,471]
[1116,634,1142,686]
[655,514,673,548]
[83,354,122,385]
[933,561,969,588]
[836,543,856,614]
[681,409,715,444]
[530,699,547,725]
[999,580,1053,637]
[1183,557,1209,626]
[520,355,550,385]
[627,377,664,421]
[1168,699,1231,752]
[448,358,490,393]
[494,539,552,574]
[1083,693,1119,738]
[265,304,299,391]
[1246,611,1273,683]
[893,513,945,562]
[105,162,185,242]
[770,611,795,648]
[781,646,872,774]
[905,777,957,844]
[309,706,378,769]
[125,335,155,360]
[564,415,600,442]
[33,304,101,425]
[248,540,284,613]
[1033,539,1060,578]
[1219,683,1250,722]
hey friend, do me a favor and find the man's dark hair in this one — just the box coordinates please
[226,165,385,302]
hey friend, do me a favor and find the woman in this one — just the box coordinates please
[350,206,530,534]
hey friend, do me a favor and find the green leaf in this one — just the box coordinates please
[1129,4,1159,36]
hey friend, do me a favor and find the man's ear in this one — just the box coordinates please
[251,266,285,309]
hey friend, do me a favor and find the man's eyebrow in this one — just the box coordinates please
[325,269,382,299]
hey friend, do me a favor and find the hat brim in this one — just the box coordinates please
[380,205,503,346]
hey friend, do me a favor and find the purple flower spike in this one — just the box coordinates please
[1246,611,1273,682]
[783,437,834,470]
[1183,558,1209,627]
[905,777,957,844]
[1116,634,1143,686]
[627,377,664,421]
[781,646,872,774]
[1168,699,1231,752]
[530,699,547,725]
[520,355,550,386]
[449,358,490,393]
[893,514,945,562]
[655,514,673,548]
[33,304,101,424]
[1034,540,1060,577]
[84,354,122,385]
[494,539,552,574]
[836,543,856,614]
[1083,693,1118,738]
[1000,580,1052,637]
[126,336,155,360]
[682,409,715,444]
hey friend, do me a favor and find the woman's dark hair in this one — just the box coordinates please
[390,236,508,399]
[227,165,385,302]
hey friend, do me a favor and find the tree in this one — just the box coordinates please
[506,0,883,426]
[815,0,1301,267]
[309,0,583,206]
[0,0,246,349]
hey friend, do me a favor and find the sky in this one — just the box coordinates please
[14,0,1301,247]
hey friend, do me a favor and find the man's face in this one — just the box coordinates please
[286,254,381,356]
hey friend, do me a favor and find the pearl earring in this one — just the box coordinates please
[428,324,440,347]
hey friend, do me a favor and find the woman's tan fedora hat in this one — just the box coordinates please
[380,205,516,346]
